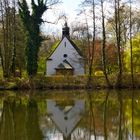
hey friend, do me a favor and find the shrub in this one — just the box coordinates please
[95,71,104,76]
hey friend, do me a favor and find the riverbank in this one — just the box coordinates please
[0,74,140,90]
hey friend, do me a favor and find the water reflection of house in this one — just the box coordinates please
[47,100,85,139]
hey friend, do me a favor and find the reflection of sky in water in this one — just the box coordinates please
[45,133,63,140]
[91,135,104,140]
[45,134,104,140]
[44,133,105,140]
[0,101,3,120]
[0,110,2,117]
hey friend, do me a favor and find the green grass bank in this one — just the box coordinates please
[0,73,140,90]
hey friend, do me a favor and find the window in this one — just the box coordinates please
[63,54,68,58]
[64,42,66,47]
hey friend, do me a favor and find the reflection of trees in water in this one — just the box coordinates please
[72,127,89,140]
[40,115,63,140]
[0,98,43,140]
[118,91,123,140]
[131,91,134,140]
[88,92,96,140]
[117,91,134,140]
[26,99,43,140]
[84,90,137,140]
[40,115,59,139]
[103,91,109,140]
[0,99,15,140]
[86,91,110,140]
[0,91,140,140]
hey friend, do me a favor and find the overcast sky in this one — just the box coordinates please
[25,0,140,36]
[25,0,82,35]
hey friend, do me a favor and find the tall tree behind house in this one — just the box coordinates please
[18,0,61,77]
[80,0,96,86]
[0,0,26,78]
[0,0,17,77]
[114,0,123,87]
[129,0,134,87]
[100,0,112,87]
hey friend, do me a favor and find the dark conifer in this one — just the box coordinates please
[18,0,47,76]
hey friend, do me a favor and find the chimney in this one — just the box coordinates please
[62,22,70,38]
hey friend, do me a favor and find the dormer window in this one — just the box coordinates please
[63,54,68,58]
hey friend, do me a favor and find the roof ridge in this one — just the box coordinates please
[65,36,83,56]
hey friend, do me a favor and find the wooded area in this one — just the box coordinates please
[0,0,140,89]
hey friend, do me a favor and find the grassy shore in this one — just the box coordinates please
[0,73,139,90]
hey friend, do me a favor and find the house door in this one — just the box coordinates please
[56,69,74,75]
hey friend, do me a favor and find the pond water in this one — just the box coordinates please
[0,90,140,140]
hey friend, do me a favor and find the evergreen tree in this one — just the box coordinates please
[18,0,47,77]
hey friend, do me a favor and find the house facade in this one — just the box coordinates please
[46,23,85,76]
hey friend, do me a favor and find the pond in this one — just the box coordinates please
[0,90,140,140]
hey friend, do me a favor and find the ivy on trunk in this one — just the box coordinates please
[18,0,47,76]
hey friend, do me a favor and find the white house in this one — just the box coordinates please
[46,22,85,76]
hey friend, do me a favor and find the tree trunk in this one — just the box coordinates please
[0,0,5,74]
[129,0,134,88]
[101,0,112,87]
[87,0,96,87]
[114,0,122,88]
[0,0,15,78]
[10,0,16,77]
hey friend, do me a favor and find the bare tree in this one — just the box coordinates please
[10,0,16,76]
[0,0,5,73]
[0,0,14,77]
[129,0,134,88]
[100,0,112,87]
[88,0,96,87]
[114,0,123,88]
[0,0,26,78]
[80,0,96,87]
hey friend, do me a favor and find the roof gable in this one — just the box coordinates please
[47,36,83,59]
[66,37,83,56]
[46,40,60,59]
